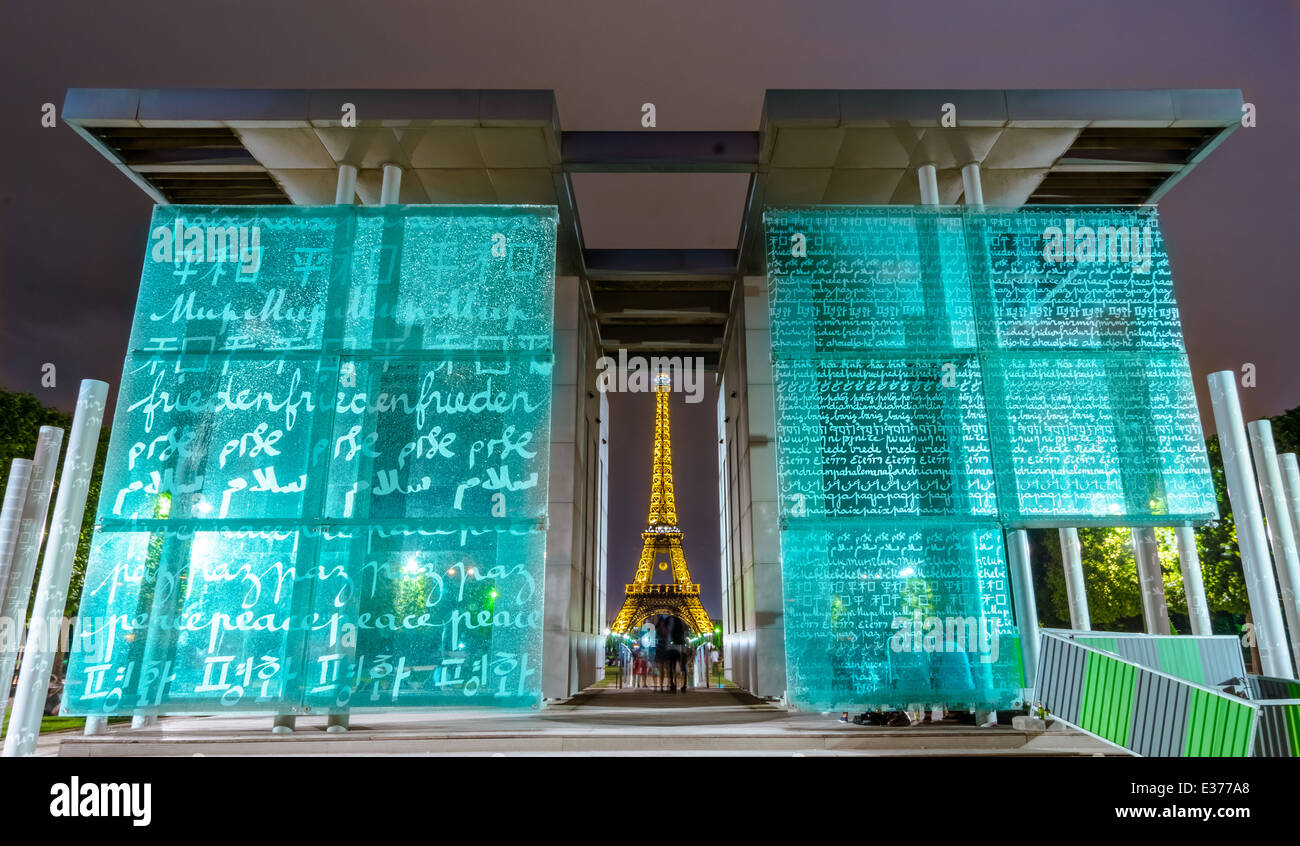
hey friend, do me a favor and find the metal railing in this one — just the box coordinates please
[1245,675,1300,757]
[1036,631,1259,757]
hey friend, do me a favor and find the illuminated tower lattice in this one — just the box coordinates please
[611,373,714,635]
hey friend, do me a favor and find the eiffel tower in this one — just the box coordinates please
[611,372,714,636]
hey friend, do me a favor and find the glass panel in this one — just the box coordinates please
[301,527,544,710]
[968,207,1182,351]
[771,356,996,518]
[763,205,1217,709]
[984,352,1216,525]
[780,522,1021,711]
[130,206,350,355]
[766,207,976,354]
[63,204,557,716]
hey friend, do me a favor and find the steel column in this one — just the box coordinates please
[1132,527,1172,634]
[1176,526,1212,636]
[1006,528,1039,692]
[0,427,63,721]
[1059,527,1090,630]
[1207,371,1292,678]
[1248,420,1300,674]
[3,380,108,756]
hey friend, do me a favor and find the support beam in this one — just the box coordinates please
[918,163,939,206]
[561,131,759,172]
[3,380,109,757]
[1132,528,1171,634]
[334,162,358,205]
[1248,421,1300,674]
[961,162,984,207]
[1059,527,1090,630]
[583,249,738,282]
[380,163,402,206]
[1207,371,1293,678]
[1006,528,1038,692]
[1176,526,1212,636]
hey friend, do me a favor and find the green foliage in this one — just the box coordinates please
[1271,404,1300,455]
[1040,526,1183,629]
[0,389,72,501]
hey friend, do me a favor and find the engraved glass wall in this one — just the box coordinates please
[64,204,557,715]
[968,208,1215,524]
[764,205,1216,711]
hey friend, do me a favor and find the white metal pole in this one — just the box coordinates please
[333,162,358,205]
[961,162,984,207]
[1247,420,1300,674]
[918,163,940,206]
[1281,453,1300,549]
[1006,528,1038,694]
[3,380,109,756]
[1132,528,1171,634]
[1058,527,1090,630]
[1176,526,1212,636]
[379,163,402,206]
[0,427,63,720]
[0,459,32,718]
[0,460,33,605]
[1207,370,1292,678]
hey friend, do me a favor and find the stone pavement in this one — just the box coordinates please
[48,683,1119,757]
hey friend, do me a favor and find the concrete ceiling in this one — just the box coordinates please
[63,88,1243,368]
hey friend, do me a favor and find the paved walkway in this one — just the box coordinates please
[46,682,1118,757]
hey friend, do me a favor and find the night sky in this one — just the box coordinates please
[1,0,1296,624]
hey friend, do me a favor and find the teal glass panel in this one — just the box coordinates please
[984,352,1215,525]
[967,207,1182,351]
[765,207,976,353]
[771,356,996,518]
[765,208,1021,711]
[781,522,1020,711]
[129,206,349,354]
[763,205,1216,710]
[64,204,557,715]
[299,525,543,710]
[99,353,332,523]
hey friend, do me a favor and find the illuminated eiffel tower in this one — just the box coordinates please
[611,373,714,636]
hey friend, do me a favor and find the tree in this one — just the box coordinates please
[0,389,72,500]
[1039,526,1184,630]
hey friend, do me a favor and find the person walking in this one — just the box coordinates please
[633,648,648,688]
[655,616,671,691]
[670,617,688,693]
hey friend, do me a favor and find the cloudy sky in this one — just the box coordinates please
[1,0,1296,620]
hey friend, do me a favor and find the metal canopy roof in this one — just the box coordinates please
[63,87,1242,367]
